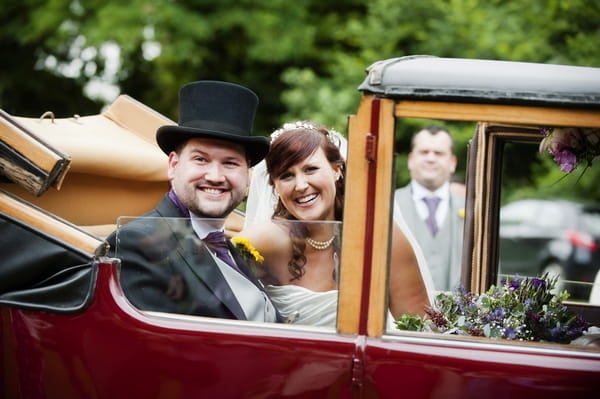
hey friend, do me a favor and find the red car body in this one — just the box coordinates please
[3,261,598,398]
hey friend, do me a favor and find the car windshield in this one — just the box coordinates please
[114,216,343,327]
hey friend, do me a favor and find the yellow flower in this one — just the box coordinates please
[458,208,465,218]
[232,237,264,263]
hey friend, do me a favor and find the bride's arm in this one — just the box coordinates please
[388,222,431,318]
[234,221,288,282]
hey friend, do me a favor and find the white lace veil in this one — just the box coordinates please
[244,121,434,302]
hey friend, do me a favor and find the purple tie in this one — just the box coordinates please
[203,231,242,274]
[423,196,441,236]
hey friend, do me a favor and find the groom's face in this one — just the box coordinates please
[168,137,250,218]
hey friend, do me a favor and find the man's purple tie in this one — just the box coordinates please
[423,196,441,236]
[203,231,242,274]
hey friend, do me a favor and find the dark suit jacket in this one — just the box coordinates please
[107,195,272,320]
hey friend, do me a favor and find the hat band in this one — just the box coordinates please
[182,119,248,136]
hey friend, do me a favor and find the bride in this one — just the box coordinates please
[236,121,432,327]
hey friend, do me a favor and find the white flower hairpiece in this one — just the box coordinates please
[270,120,342,148]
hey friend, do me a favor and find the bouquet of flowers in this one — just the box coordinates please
[231,237,264,263]
[539,127,600,173]
[396,273,589,344]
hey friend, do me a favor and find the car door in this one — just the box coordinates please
[343,56,600,398]
[0,193,359,398]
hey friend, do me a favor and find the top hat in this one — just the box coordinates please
[156,81,269,166]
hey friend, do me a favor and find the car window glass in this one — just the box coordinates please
[387,118,470,333]
[500,200,538,226]
[388,120,599,345]
[115,216,342,328]
[535,202,567,229]
[499,138,599,304]
[581,208,600,235]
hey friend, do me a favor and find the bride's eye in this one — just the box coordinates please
[278,171,293,180]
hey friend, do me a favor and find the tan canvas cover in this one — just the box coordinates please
[0,95,173,229]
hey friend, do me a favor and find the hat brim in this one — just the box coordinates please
[156,125,269,167]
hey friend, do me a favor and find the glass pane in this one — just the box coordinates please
[114,216,342,327]
[499,140,600,303]
[393,119,472,294]
[387,119,471,333]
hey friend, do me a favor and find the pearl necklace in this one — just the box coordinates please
[306,235,335,250]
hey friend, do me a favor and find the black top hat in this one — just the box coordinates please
[156,80,269,166]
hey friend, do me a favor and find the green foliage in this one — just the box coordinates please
[1,0,599,200]
[395,314,426,331]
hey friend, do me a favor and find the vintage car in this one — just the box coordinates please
[1,55,599,398]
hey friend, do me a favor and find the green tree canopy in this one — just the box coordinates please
[1,0,599,197]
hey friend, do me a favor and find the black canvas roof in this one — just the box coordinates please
[358,55,600,108]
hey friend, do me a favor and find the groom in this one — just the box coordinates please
[107,80,278,322]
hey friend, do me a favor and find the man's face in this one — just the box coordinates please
[407,130,457,191]
[168,137,250,218]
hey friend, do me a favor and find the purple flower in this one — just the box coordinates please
[509,280,520,289]
[504,327,517,340]
[530,278,546,290]
[539,126,600,174]
[540,127,551,136]
[487,307,504,322]
[553,149,577,173]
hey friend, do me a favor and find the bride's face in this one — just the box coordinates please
[273,147,341,221]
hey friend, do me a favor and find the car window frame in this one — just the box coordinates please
[340,92,600,338]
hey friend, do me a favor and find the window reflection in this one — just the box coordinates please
[113,216,342,327]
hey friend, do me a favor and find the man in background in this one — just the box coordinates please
[394,126,465,292]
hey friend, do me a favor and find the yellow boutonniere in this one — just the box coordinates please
[458,208,465,219]
[232,237,264,263]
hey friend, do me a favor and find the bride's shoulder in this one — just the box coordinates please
[235,221,291,252]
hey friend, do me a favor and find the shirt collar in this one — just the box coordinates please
[411,180,450,201]
[190,213,226,239]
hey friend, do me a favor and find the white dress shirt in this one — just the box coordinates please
[410,181,451,228]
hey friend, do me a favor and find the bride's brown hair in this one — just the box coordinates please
[265,122,345,281]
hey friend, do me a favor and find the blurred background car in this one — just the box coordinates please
[498,198,600,301]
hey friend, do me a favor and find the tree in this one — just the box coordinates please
[1,0,598,197]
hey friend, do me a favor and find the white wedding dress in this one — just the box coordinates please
[265,284,338,326]
[265,284,398,329]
